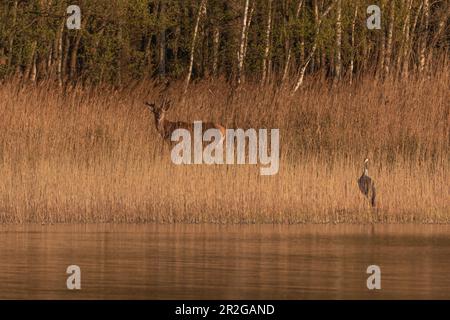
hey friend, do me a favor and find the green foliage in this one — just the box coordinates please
[0,0,447,84]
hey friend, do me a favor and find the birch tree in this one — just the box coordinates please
[349,4,358,84]
[158,1,167,78]
[237,0,251,85]
[7,0,18,69]
[261,0,273,84]
[292,0,337,93]
[56,16,65,86]
[212,25,220,77]
[282,0,304,83]
[419,0,429,72]
[384,0,395,77]
[397,0,413,78]
[405,1,424,76]
[334,0,342,82]
[184,0,208,96]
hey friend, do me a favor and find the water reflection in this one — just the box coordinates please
[0,224,449,299]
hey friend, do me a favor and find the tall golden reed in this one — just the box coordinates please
[0,68,448,223]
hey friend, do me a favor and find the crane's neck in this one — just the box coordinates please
[363,162,369,176]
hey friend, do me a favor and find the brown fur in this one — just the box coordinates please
[145,101,225,142]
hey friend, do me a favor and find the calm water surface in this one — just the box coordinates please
[0,224,449,299]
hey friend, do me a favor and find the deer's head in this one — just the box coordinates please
[145,99,172,122]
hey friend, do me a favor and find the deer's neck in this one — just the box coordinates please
[155,115,169,138]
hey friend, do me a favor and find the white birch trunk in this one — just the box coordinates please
[262,0,273,83]
[237,0,250,85]
[399,0,413,78]
[282,0,304,83]
[212,26,220,77]
[242,1,255,72]
[409,1,423,73]
[384,0,395,77]
[349,4,358,84]
[419,0,429,72]
[184,0,207,96]
[334,0,342,82]
[292,0,337,93]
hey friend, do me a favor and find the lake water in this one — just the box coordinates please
[0,224,449,299]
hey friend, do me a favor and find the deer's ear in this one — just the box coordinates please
[163,99,172,111]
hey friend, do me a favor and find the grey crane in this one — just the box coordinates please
[358,158,376,207]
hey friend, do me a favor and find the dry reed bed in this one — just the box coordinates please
[0,70,448,224]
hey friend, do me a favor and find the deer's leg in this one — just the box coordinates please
[162,139,173,159]
[159,139,166,157]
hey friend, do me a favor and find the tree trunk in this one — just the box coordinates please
[378,34,385,77]
[24,41,37,81]
[144,34,153,79]
[334,0,342,82]
[30,52,37,82]
[62,31,70,83]
[158,1,167,78]
[237,0,250,85]
[56,17,65,86]
[384,0,395,77]
[173,24,181,70]
[70,31,82,81]
[184,0,208,96]
[349,4,358,84]
[407,1,423,74]
[361,40,369,73]
[282,0,304,83]
[241,1,255,73]
[292,0,337,93]
[262,0,273,84]
[398,0,413,78]
[7,0,18,69]
[312,0,319,71]
[212,26,220,77]
[419,0,429,73]
[46,45,53,79]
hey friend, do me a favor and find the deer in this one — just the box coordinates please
[145,99,226,144]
